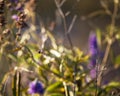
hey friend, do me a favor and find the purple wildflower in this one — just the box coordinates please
[90,68,96,79]
[88,33,98,69]
[89,33,98,56]
[103,80,109,85]
[11,15,18,20]
[88,58,96,68]
[28,79,44,95]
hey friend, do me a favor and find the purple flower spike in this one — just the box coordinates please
[88,33,99,69]
[89,33,98,56]
[88,58,96,69]
[28,79,44,95]
[90,68,96,79]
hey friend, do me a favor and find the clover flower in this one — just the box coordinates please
[28,79,44,95]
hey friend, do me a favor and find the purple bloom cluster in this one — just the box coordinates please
[88,33,99,79]
[88,33,98,69]
[89,33,98,57]
[28,79,44,95]
[90,68,96,79]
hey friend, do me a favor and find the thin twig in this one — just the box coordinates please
[55,0,77,96]
[95,57,100,96]
[100,0,112,15]
[109,1,118,36]
[63,82,69,96]
[97,1,118,86]
[55,0,65,19]
[55,0,76,55]
[67,15,77,34]
[60,0,66,7]
[1,75,10,95]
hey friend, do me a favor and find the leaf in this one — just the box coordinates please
[46,30,57,49]
[48,93,64,96]
[52,69,61,76]
[8,54,17,62]
[50,49,61,58]
[115,55,120,68]
[12,71,17,96]
[96,29,102,47]
[0,72,11,95]
[79,55,89,62]
[46,81,63,93]
[115,33,120,40]
[74,47,83,58]
[12,71,21,96]
[108,82,120,87]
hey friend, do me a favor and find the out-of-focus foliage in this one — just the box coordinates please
[0,0,120,96]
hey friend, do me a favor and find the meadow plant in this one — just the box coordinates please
[28,79,44,95]
[0,0,120,96]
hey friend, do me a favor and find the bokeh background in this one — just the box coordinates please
[0,0,120,96]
